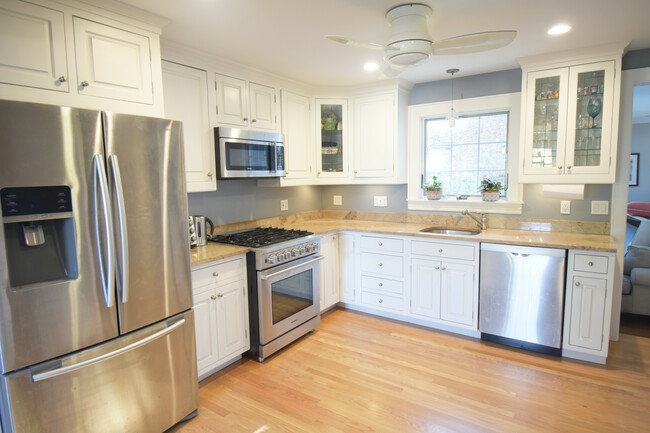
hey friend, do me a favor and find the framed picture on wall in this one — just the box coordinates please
[630,153,639,186]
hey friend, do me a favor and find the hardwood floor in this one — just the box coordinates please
[172,308,650,433]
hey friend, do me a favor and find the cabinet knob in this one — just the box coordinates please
[317,171,321,175]
[354,170,358,174]
[441,267,446,271]
[435,266,440,270]
[378,299,383,304]
[242,117,248,122]
[588,261,594,267]
[212,272,219,277]
[438,248,443,253]
[57,76,67,83]
[378,242,383,246]
[567,166,572,170]
[210,295,216,300]
[379,283,383,287]
[251,119,257,123]
[80,81,89,87]
[558,165,563,170]
[207,172,213,178]
[575,281,581,287]
[217,293,223,298]
[378,262,383,267]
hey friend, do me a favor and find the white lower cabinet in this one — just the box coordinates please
[191,255,249,379]
[320,234,340,311]
[440,261,475,326]
[562,250,614,364]
[358,235,406,314]
[410,258,441,319]
[338,233,356,303]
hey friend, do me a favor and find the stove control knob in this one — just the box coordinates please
[284,251,291,260]
[300,246,306,254]
[266,254,277,264]
[291,248,298,257]
[311,242,319,252]
[305,244,312,253]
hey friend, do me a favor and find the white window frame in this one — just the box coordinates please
[407,92,523,214]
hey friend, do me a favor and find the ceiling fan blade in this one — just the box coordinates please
[431,31,517,55]
[325,35,386,51]
[379,64,404,79]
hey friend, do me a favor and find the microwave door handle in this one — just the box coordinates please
[93,154,116,308]
[260,256,324,280]
[108,155,129,304]
[273,142,277,172]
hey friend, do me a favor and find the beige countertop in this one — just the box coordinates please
[189,218,616,266]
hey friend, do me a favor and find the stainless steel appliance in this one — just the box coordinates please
[191,215,214,246]
[0,100,198,432]
[211,227,322,361]
[479,243,566,355]
[215,127,285,178]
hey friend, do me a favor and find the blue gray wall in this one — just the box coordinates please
[628,123,650,202]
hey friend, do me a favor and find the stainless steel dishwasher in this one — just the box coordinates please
[479,243,566,355]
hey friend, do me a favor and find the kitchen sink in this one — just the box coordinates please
[420,227,481,236]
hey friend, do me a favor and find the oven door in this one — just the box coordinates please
[258,255,323,345]
[218,137,284,178]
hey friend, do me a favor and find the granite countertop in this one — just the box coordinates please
[189,217,616,266]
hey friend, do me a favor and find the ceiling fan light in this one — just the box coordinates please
[548,24,571,35]
[364,62,380,71]
[387,51,429,66]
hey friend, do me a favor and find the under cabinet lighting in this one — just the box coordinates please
[548,24,571,35]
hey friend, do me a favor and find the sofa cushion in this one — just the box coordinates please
[630,219,650,247]
[624,245,650,275]
[622,275,632,295]
[631,267,650,287]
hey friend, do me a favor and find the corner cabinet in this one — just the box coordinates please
[191,255,250,380]
[518,45,624,184]
[162,61,216,192]
[315,98,349,178]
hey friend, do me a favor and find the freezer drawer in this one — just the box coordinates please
[0,310,198,433]
[479,243,566,352]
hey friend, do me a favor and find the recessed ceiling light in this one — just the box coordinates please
[364,62,380,71]
[548,24,571,35]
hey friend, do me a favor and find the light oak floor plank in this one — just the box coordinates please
[172,308,650,433]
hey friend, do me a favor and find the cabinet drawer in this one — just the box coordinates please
[192,256,245,289]
[360,235,403,253]
[573,254,608,274]
[361,275,403,295]
[361,291,403,312]
[360,252,403,278]
[412,240,475,261]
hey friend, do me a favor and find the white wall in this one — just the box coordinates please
[628,123,650,202]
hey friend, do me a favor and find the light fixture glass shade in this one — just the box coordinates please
[446,107,457,127]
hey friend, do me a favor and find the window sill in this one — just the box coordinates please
[407,197,523,215]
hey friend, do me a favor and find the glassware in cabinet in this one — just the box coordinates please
[530,75,561,168]
[317,100,347,175]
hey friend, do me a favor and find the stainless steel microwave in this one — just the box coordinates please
[215,127,285,178]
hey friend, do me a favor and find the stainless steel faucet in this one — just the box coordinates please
[461,209,486,230]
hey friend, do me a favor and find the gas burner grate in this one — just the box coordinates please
[210,226,313,248]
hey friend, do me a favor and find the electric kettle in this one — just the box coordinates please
[191,215,214,247]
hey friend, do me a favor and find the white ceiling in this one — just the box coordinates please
[111,0,650,87]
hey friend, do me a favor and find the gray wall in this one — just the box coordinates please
[628,123,650,202]
[188,181,321,225]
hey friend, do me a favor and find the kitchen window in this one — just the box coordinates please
[407,92,523,214]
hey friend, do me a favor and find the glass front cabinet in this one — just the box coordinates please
[520,60,618,183]
[315,98,348,178]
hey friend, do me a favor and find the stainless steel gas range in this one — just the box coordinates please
[211,227,322,361]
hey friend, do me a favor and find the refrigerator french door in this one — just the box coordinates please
[0,100,198,433]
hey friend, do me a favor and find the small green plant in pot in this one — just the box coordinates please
[479,177,504,202]
[424,176,443,200]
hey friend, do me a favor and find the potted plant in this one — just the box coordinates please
[424,176,443,200]
[479,177,504,202]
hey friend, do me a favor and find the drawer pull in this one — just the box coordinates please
[210,295,216,300]
[80,80,89,87]
[212,272,219,277]
[588,261,594,267]
[441,267,446,271]
[379,242,383,246]
[435,266,440,270]
[378,299,383,304]
[378,262,383,267]
[438,248,443,253]
[217,293,223,298]
[57,76,67,83]
[378,282,383,287]
[575,282,581,287]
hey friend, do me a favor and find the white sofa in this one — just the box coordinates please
[622,219,650,316]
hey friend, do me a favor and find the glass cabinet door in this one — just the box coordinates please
[316,99,347,176]
[565,61,615,174]
[523,68,569,175]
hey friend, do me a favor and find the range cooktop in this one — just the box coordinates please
[209,226,313,248]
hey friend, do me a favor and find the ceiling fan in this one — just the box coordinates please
[326,3,516,77]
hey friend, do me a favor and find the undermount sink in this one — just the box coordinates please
[420,227,481,236]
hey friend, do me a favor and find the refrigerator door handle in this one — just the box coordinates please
[31,318,186,382]
[109,154,129,304]
[93,154,116,308]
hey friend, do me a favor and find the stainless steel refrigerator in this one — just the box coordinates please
[0,100,199,432]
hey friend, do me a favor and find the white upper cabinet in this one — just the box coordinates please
[0,0,68,92]
[162,61,215,193]
[0,0,164,116]
[73,17,153,104]
[354,92,395,178]
[281,90,312,180]
[518,45,624,184]
[215,73,277,130]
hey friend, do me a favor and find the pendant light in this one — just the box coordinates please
[446,68,459,127]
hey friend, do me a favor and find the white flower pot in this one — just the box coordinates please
[426,190,443,200]
[481,191,500,202]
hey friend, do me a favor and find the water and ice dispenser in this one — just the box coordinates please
[1,186,78,287]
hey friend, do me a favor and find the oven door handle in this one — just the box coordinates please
[260,255,324,280]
